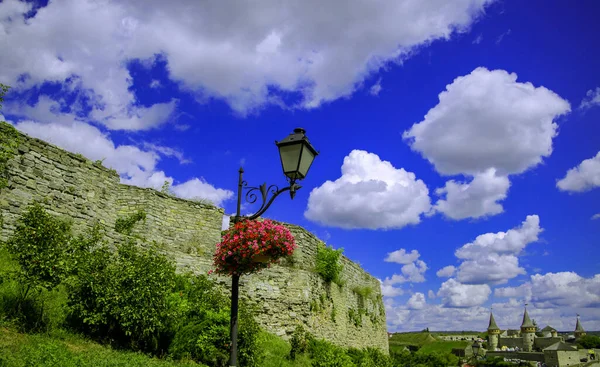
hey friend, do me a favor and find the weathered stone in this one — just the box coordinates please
[0,122,389,354]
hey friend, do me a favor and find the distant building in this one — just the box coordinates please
[484,309,590,367]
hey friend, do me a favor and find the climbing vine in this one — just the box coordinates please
[315,242,344,286]
[114,209,147,235]
[0,122,20,192]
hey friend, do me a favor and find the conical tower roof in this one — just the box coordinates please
[575,315,585,332]
[521,307,534,328]
[488,311,500,331]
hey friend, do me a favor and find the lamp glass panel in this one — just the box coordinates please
[297,144,315,178]
[278,144,302,179]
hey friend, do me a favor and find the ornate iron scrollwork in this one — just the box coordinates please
[231,168,301,224]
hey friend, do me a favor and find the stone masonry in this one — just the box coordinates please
[0,122,389,354]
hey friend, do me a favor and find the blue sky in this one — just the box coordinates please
[1,0,599,332]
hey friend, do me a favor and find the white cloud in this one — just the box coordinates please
[495,29,511,44]
[495,283,532,299]
[140,141,192,165]
[10,118,233,207]
[579,87,600,110]
[1,0,496,128]
[407,293,427,310]
[436,265,456,278]
[403,67,570,177]
[381,283,404,298]
[496,272,600,309]
[452,215,542,284]
[383,261,429,286]
[150,80,161,88]
[432,168,510,220]
[369,79,382,96]
[455,215,541,258]
[385,249,421,265]
[592,213,600,220]
[456,253,525,285]
[472,34,483,44]
[437,279,491,307]
[170,178,234,206]
[427,290,436,299]
[556,151,600,192]
[305,150,431,229]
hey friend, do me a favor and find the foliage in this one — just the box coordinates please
[168,273,263,367]
[348,308,362,327]
[161,180,173,195]
[315,243,344,286]
[346,347,392,367]
[92,158,105,167]
[0,326,202,367]
[114,209,146,235]
[0,83,9,110]
[4,201,74,292]
[67,239,177,354]
[577,334,600,349]
[289,324,312,360]
[307,338,354,367]
[210,219,296,276]
[0,121,20,191]
[169,311,230,366]
[352,286,373,300]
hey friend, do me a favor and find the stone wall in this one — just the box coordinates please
[535,337,564,350]
[486,351,545,363]
[0,122,389,353]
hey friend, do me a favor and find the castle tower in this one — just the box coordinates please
[520,306,536,352]
[487,310,501,351]
[574,314,586,339]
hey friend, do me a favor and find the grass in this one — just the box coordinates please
[0,326,203,367]
[0,326,321,367]
[417,340,470,355]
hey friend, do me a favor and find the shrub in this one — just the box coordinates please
[289,324,312,360]
[308,338,354,367]
[577,335,600,349]
[114,210,146,235]
[4,201,74,292]
[168,273,263,367]
[347,347,392,367]
[315,243,344,285]
[169,309,230,366]
[67,239,177,354]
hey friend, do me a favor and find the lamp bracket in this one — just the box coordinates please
[232,180,301,223]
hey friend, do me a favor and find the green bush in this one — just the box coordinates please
[577,335,600,349]
[289,324,312,360]
[308,338,354,367]
[347,347,392,367]
[4,201,74,292]
[315,243,344,286]
[67,239,177,354]
[169,310,230,366]
[2,201,77,331]
[168,273,263,367]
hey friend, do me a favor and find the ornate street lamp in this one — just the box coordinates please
[471,341,481,365]
[228,127,318,367]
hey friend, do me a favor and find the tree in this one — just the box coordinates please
[0,83,9,111]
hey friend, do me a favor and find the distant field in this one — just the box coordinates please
[388,332,472,355]
[418,341,470,354]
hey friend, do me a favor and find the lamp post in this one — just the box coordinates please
[227,127,318,367]
[470,341,481,366]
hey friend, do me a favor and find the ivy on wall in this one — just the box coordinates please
[114,209,147,236]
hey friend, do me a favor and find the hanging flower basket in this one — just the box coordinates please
[208,219,297,276]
